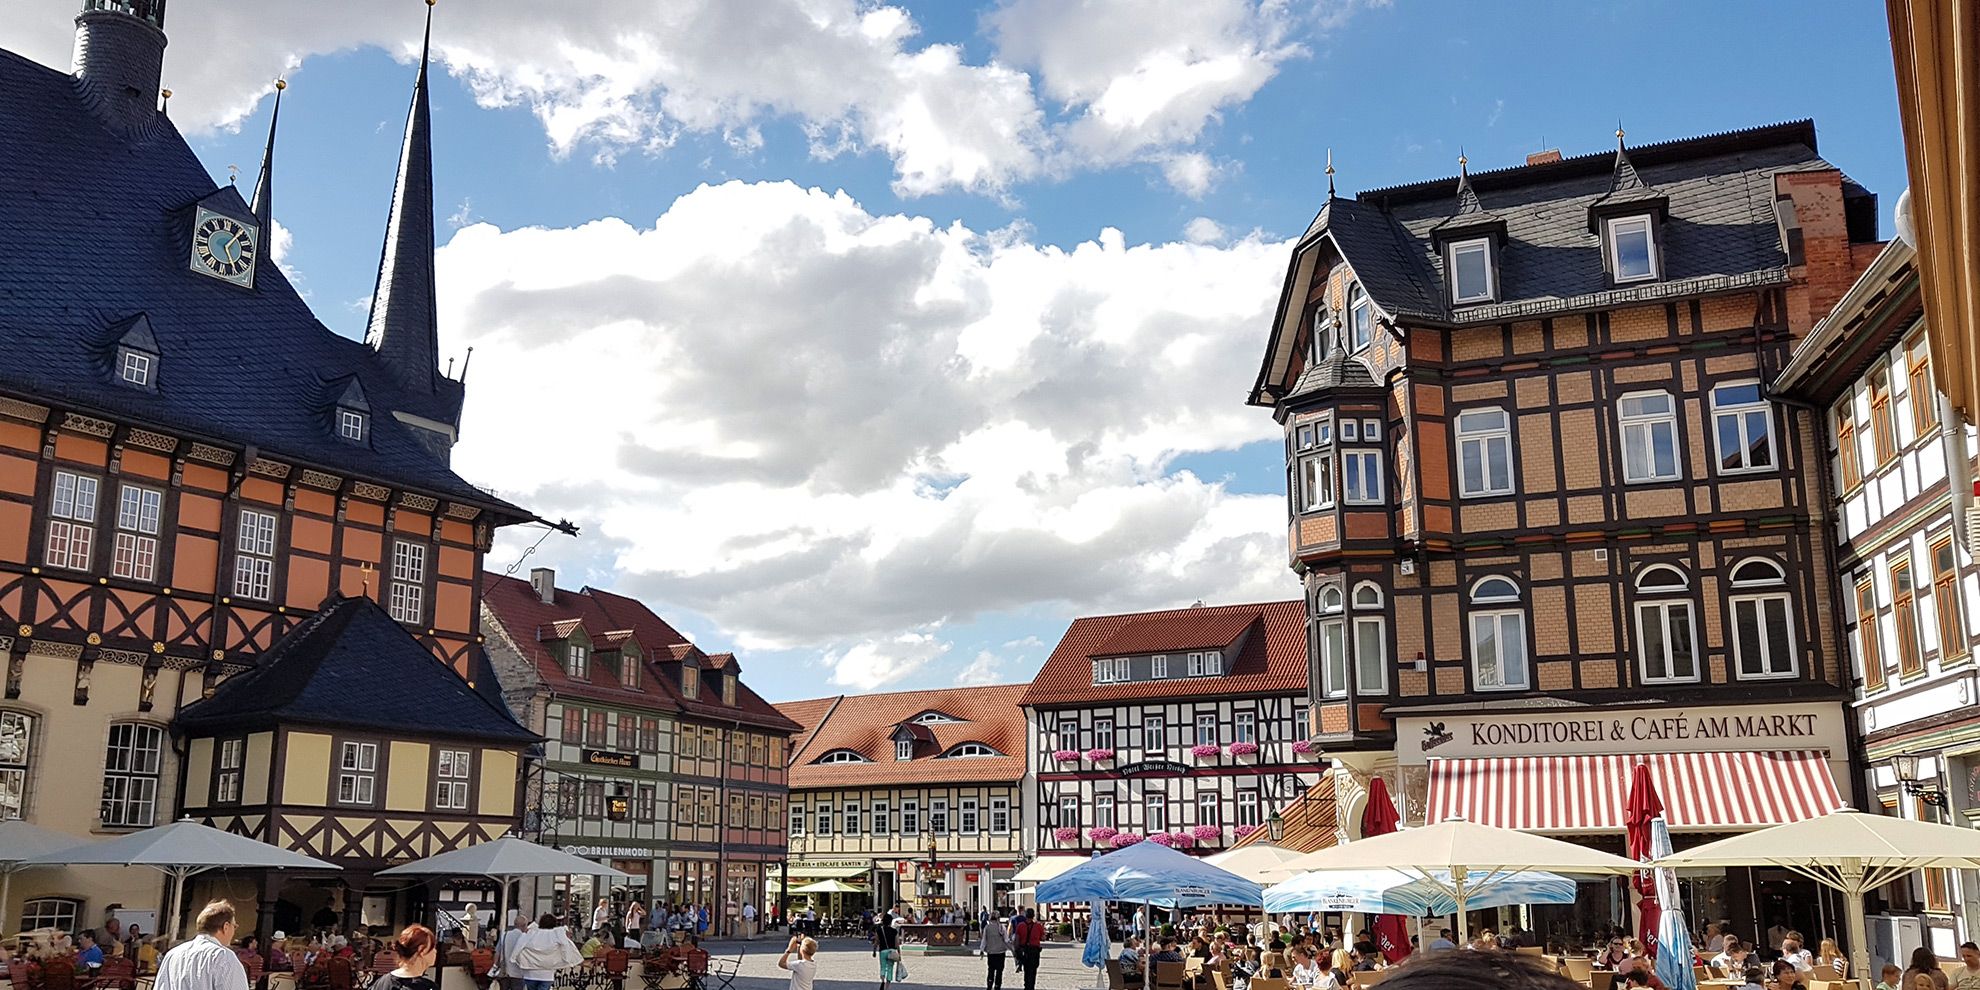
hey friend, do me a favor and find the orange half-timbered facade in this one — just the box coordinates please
[0,2,543,935]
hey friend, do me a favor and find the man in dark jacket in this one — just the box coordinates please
[1011,909,1045,990]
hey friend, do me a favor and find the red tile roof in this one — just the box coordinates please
[1089,609,1260,657]
[481,573,800,734]
[1018,599,1307,707]
[778,684,1029,788]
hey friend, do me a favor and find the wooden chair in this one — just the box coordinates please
[1107,960,1130,990]
[603,950,631,990]
[1248,978,1289,990]
[1349,972,1388,988]
[90,958,138,990]
[1210,971,1230,990]
[1563,958,1594,983]
[324,956,356,990]
[1587,972,1615,990]
[44,965,78,990]
[1518,947,1545,957]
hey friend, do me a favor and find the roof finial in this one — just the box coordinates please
[250,79,285,233]
[159,88,172,114]
[1616,121,1626,149]
[226,163,239,185]
[1324,148,1335,197]
[1458,148,1468,174]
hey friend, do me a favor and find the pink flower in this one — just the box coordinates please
[1233,824,1259,838]
[1053,826,1081,843]
[1166,831,1195,848]
[1190,743,1221,758]
[1090,827,1119,843]
[1111,833,1143,847]
[1052,749,1082,763]
[1227,741,1260,757]
[1085,748,1116,761]
[1190,824,1222,841]
[1291,739,1317,755]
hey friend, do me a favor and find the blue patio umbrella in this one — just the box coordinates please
[1082,899,1110,969]
[1266,867,1578,916]
[1035,840,1263,908]
[1650,819,1697,990]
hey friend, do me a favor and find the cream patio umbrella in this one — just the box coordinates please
[1274,817,1642,921]
[1655,809,1980,988]
[1205,843,1306,885]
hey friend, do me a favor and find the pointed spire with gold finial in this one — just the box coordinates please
[365,0,443,399]
[1325,148,1336,198]
[250,78,284,234]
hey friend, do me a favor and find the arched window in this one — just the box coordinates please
[1352,584,1388,694]
[814,749,870,765]
[0,710,35,820]
[1468,577,1528,690]
[21,897,80,932]
[911,712,960,724]
[1634,565,1698,684]
[1352,583,1384,609]
[1729,558,1797,679]
[942,743,1003,759]
[101,722,163,828]
[1318,585,1346,698]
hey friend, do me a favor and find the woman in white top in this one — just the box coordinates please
[510,914,583,990]
[1291,946,1335,990]
[778,936,817,990]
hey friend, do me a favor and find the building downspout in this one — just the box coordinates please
[1940,391,1975,557]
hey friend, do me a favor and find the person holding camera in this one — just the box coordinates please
[779,936,818,990]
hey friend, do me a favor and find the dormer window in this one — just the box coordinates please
[108,314,160,391]
[565,644,588,679]
[1606,215,1659,283]
[682,665,699,698]
[1447,237,1495,304]
[331,378,371,443]
[895,737,913,761]
[338,408,367,442]
[620,655,640,689]
[119,350,153,387]
[816,749,870,764]
[1347,282,1374,351]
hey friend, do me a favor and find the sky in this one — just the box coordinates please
[10,0,1907,700]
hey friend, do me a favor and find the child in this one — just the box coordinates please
[777,935,817,990]
[1877,964,1904,990]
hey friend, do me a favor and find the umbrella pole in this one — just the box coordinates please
[1454,868,1469,940]
[1,866,12,937]
[1841,861,1871,990]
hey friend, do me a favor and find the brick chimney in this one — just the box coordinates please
[72,0,168,136]
[1526,149,1563,166]
[529,567,555,605]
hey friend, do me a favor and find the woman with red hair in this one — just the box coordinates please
[368,926,439,990]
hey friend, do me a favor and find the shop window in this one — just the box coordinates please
[1634,565,1699,684]
[1932,535,1967,662]
[1456,408,1514,497]
[101,722,163,827]
[1468,576,1529,691]
[1856,579,1885,692]
[45,470,100,571]
[1353,582,1388,694]
[1730,559,1797,680]
[1893,557,1924,677]
[21,898,80,933]
[1619,391,1681,483]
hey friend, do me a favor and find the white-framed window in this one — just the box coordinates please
[101,722,163,827]
[682,666,700,699]
[1634,565,1699,684]
[872,801,890,834]
[930,798,950,832]
[815,804,833,836]
[1300,453,1334,511]
[1152,654,1167,677]
[943,742,1001,758]
[1202,650,1222,674]
[336,741,377,806]
[338,408,367,442]
[388,540,426,624]
[843,804,860,834]
[1094,718,1114,750]
[1057,720,1079,753]
[1353,582,1388,694]
[960,798,979,833]
[1343,450,1383,504]
[1187,652,1205,676]
[112,483,163,582]
[45,470,99,571]
[619,654,640,689]
[1095,794,1115,829]
[902,798,921,834]
[1141,715,1164,751]
[895,737,914,761]
[1144,794,1167,833]
[1292,703,1309,739]
[1711,381,1776,474]
[1607,215,1658,282]
[1054,795,1076,831]
[1194,714,1217,747]
[0,710,33,820]
[1448,237,1494,304]
[232,508,277,600]
[1468,576,1529,691]
[1343,420,1359,442]
[1348,282,1375,351]
[991,798,1010,833]
[1619,391,1681,483]
[1456,408,1514,497]
[121,350,153,386]
[1234,712,1256,743]
[214,737,243,804]
[565,644,588,679]
[20,898,80,933]
[1318,585,1347,699]
[1236,791,1260,828]
[434,749,471,810]
[815,749,869,764]
[1730,559,1798,680]
[1196,792,1219,828]
[789,803,806,835]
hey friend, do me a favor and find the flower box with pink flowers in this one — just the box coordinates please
[1110,832,1143,847]
[1189,743,1221,760]
[1053,826,1081,843]
[1084,748,1116,762]
[1291,739,1318,756]
[1089,827,1119,844]
[1227,741,1260,758]
[1232,824,1260,838]
[1052,749,1082,764]
[1189,824,1221,842]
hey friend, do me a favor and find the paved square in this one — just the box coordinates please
[715,937,1094,990]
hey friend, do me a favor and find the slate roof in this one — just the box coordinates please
[175,593,537,743]
[1284,346,1380,402]
[0,47,519,517]
[1019,600,1307,708]
[480,573,801,734]
[779,685,1029,788]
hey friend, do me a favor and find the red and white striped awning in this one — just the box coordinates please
[1426,751,1845,834]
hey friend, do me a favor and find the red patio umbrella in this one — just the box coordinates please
[1361,776,1413,963]
[1625,761,1664,957]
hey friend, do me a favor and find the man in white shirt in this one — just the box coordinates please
[742,903,758,941]
[591,901,611,938]
[493,914,532,990]
[1710,940,1750,975]
[153,901,249,990]
[1781,938,1814,973]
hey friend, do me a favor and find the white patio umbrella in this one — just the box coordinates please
[378,835,631,948]
[27,818,337,936]
[1205,843,1306,885]
[1275,817,1642,920]
[1655,809,1980,987]
[0,821,82,934]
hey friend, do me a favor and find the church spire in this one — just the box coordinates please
[364,0,440,396]
[249,78,284,233]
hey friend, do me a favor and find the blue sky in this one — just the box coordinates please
[14,0,1906,699]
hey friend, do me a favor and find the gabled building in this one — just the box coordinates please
[1776,239,1980,955]
[0,1,544,935]
[776,685,1029,919]
[1017,601,1322,880]
[1248,121,1883,939]
[481,569,799,933]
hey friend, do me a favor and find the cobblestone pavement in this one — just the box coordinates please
[708,936,1095,990]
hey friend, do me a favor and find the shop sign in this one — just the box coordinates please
[1117,759,1190,776]
[563,845,656,859]
[965,871,979,883]
[897,863,910,877]
[1395,702,1845,765]
[795,859,872,871]
[582,748,637,769]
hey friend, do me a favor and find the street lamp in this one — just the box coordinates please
[1267,810,1284,843]
[1893,754,1948,807]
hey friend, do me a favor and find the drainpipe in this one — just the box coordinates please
[1940,391,1974,557]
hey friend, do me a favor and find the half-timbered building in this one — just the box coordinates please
[1776,239,1980,954]
[776,685,1028,919]
[482,570,798,933]
[0,1,544,933]
[1016,601,1322,882]
[1248,121,1886,936]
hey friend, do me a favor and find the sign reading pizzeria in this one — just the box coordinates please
[582,749,636,769]
[1393,702,1846,766]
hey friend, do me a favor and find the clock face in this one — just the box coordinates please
[189,208,258,287]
